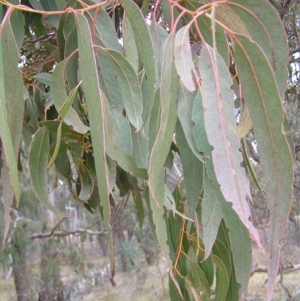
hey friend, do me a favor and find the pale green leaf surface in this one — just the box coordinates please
[201,172,223,260]
[123,0,156,122]
[130,125,148,169]
[75,12,114,272]
[0,10,23,244]
[148,34,179,272]
[103,94,147,179]
[123,18,140,73]
[164,185,193,222]
[63,13,79,93]
[47,121,62,169]
[227,0,289,98]
[234,34,293,301]
[29,128,62,215]
[85,8,123,52]
[176,122,203,221]
[177,85,206,162]
[95,50,133,155]
[10,9,24,51]
[148,33,178,207]
[59,81,82,119]
[148,88,161,155]
[192,91,214,157]
[96,47,143,130]
[174,25,195,91]
[221,199,252,297]
[199,44,260,243]
[34,72,52,86]
[51,58,90,134]
[149,23,169,84]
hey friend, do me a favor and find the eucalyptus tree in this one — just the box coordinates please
[0,0,294,300]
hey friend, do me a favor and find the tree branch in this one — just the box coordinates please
[30,228,106,239]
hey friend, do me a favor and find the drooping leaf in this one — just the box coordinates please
[148,33,178,207]
[85,8,123,52]
[201,171,223,259]
[59,81,82,120]
[47,121,62,169]
[123,0,156,122]
[184,262,211,301]
[211,254,229,301]
[77,161,94,202]
[123,18,140,72]
[234,34,293,300]
[174,25,195,91]
[51,56,90,134]
[75,12,114,275]
[149,22,169,84]
[33,72,52,86]
[198,44,260,243]
[191,91,214,158]
[95,47,143,130]
[0,8,24,244]
[177,85,207,162]
[176,121,203,221]
[225,0,289,98]
[29,128,62,215]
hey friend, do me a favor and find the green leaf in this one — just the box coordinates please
[221,200,252,297]
[164,185,193,222]
[123,18,140,72]
[103,93,147,178]
[174,25,195,91]
[47,121,63,169]
[10,9,24,51]
[191,91,213,158]
[85,8,123,52]
[176,121,203,221]
[130,125,148,169]
[0,8,24,244]
[149,33,178,199]
[51,57,90,134]
[147,34,179,279]
[123,0,156,122]
[34,72,52,86]
[184,263,211,301]
[201,171,223,259]
[234,34,293,300]
[149,22,169,85]
[76,12,114,273]
[199,44,259,242]
[226,0,289,98]
[177,85,207,162]
[41,120,83,140]
[211,254,229,301]
[63,13,80,94]
[77,161,94,202]
[212,238,232,279]
[132,190,144,228]
[29,128,62,215]
[59,81,82,119]
[95,47,143,130]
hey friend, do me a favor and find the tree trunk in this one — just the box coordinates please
[12,234,31,301]
[38,239,64,301]
[38,189,64,301]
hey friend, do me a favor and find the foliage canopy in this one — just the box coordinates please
[0,0,294,300]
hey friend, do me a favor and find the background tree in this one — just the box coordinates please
[0,0,295,300]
